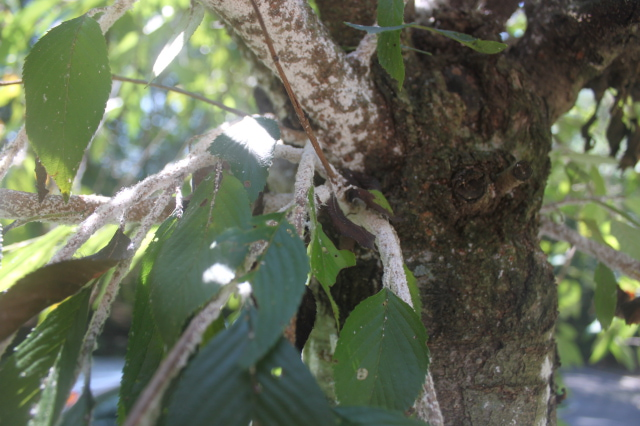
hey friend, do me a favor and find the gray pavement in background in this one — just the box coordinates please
[559,367,640,426]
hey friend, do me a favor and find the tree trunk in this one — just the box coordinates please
[204,0,640,424]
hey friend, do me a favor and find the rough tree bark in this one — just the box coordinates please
[203,0,640,424]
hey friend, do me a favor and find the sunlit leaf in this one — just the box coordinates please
[209,116,279,202]
[0,226,73,292]
[165,310,334,426]
[594,263,617,330]
[0,229,132,341]
[151,2,205,79]
[0,288,91,426]
[334,289,429,411]
[23,15,111,200]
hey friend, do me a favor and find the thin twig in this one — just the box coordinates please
[0,76,249,117]
[540,216,640,281]
[247,0,338,184]
[540,195,626,213]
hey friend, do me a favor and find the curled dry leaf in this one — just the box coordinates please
[326,195,375,250]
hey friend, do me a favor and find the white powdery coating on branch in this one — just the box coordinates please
[202,0,380,169]
[0,126,27,183]
[97,0,138,34]
[353,209,412,305]
[50,129,220,263]
[291,142,316,235]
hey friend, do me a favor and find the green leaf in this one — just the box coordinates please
[118,218,177,421]
[209,116,279,202]
[610,220,640,261]
[377,0,404,27]
[345,22,507,55]
[307,187,353,328]
[309,225,356,288]
[151,2,205,79]
[239,214,310,366]
[0,229,131,341]
[165,310,335,426]
[376,0,405,88]
[334,289,429,411]
[335,406,427,426]
[377,30,404,88]
[419,26,507,54]
[149,172,251,346]
[23,15,111,200]
[594,263,617,330]
[0,288,91,426]
[0,226,73,292]
[369,189,394,216]
[404,264,422,315]
[58,388,93,426]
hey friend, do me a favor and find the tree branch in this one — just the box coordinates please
[539,216,640,282]
[200,0,390,170]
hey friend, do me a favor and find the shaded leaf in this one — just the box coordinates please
[308,188,351,328]
[0,288,91,426]
[377,31,404,88]
[165,310,334,426]
[619,120,640,170]
[35,156,49,202]
[606,107,627,157]
[346,187,397,220]
[309,225,354,320]
[334,289,429,411]
[335,406,427,426]
[58,388,93,426]
[0,229,131,341]
[209,116,279,203]
[404,264,422,315]
[610,220,640,261]
[326,194,375,250]
[239,214,310,366]
[377,0,404,27]
[149,172,251,346]
[118,218,177,421]
[376,0,405,88]
[23,15,111,200]
[594,263,617,330]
